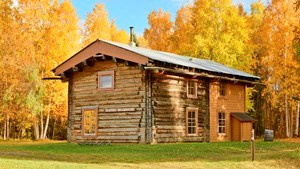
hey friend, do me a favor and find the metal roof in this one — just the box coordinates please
[101,40,259,80]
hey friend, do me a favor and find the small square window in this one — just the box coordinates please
[98,70,114,90]
[220,81,226,96]
[187,80,197,98]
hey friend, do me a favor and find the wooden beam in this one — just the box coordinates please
[125,60,129,66]
[72,67,79,72]
[42,77,62,80]
[82,60,88,66]
[86,57,96,66]
[93,53,104,57]
[138,64,143,70]
[144,67,259,85]
[112,57,117,63]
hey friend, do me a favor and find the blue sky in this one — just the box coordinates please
[71,0,266,35]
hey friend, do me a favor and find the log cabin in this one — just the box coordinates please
[52,39,259,143]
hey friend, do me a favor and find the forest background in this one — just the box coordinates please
[0,0,299,140]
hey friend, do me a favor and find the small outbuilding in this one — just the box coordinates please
[231,113,256,142]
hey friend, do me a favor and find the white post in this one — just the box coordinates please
[251,129,255,161]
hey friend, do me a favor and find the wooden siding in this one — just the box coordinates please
[151,74,209,143]
[209,81,246,142]
[68,60,146,143]
[231,117,241,141]
[241,122,252,141]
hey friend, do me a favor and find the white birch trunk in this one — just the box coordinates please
[295,101,299,136]
[43,112,50,139]
[285,94,290,138]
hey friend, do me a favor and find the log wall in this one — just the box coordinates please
[151,73,209,143]
[68,60,146,143]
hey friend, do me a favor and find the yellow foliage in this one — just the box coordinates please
[144,9,173,52]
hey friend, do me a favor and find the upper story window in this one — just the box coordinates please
[98,70,114,90]
[187,80,197,98]
[82,107,98,137]
[186,107,198,136]
[220,81,226,96]
[218,112,226,134]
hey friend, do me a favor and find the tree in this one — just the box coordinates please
[16,0,80,140]
[110,20,129,44]
[83,3,110,45]
[144,9,173,52]
[260,0,300,138]
[247,0,266,136]
[0,0,26,140]
[171,5,193,55]
[190,0,251,71]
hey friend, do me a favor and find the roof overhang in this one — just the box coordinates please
[144,67,259,85]
[52,39,149,76]
[231,112,257,122]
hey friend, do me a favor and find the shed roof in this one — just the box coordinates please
[53,39,259,82]
[231,113,256,122]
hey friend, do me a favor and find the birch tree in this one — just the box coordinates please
[260,0,300,138]
[144,9,173,52]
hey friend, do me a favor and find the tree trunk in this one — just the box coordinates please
[290,107,293,137]
[295,101,299,136]
[43,96,52,139]
[33,118,40,140]
[7,114,10,140]
[40,112,44,139]
[285,94,290,138]
[3,113,7,140]
[52,120,56,140]
[43,112,50,139]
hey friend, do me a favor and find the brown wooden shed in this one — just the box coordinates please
[230,113,256,142]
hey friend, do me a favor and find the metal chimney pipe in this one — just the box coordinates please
[129,26,136,47]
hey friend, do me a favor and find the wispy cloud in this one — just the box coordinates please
[170,0,193,7]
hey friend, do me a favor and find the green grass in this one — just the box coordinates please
[0,140,299,169]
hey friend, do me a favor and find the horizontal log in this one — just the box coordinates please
[155,133,185,138]
[99,116,142,120]
[96,135,139,140]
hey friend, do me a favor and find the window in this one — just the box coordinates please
[98,70,114,90]
[82,107,98,136]
[187,80,197,98]
[218,112,226,134]
[220,81,226,96]
[186,107,198,136]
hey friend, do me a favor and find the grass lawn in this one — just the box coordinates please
[0,139,299,169]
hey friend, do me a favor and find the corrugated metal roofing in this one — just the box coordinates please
[101,39,259,80]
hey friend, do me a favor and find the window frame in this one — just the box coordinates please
[186,107,199,136]
[218,112,226,135]
[219,81,226,96]
[98,70,115,90]
[82,106,98,138]
[187,80,197,99]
